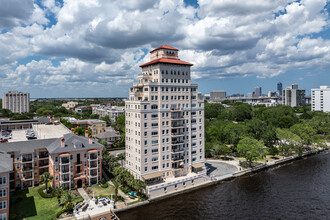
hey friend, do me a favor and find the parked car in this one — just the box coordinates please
[0,138,8,143]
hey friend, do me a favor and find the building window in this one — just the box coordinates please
[0,177,6,185]
[55,157,58,162]
[55,175,59,181]
[0,189,6,198]
[0,201,7,210]
[70,155,73,160]
[84,153,87,158]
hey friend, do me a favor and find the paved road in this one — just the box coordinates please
[206,161,238,177]
[109,149,125,156]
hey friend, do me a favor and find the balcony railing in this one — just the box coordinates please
[22,157,33,162]
[172,157,184,161]
[39,162,49,167]
[61,177,70,182]
[61,168,69,173]
[22,166,33,171]
[171,140,184,145]
[171,148,184,153]
[61,158,70,164]
[90,172,98,177]
[39,152,49,159]
[89,162,97,168]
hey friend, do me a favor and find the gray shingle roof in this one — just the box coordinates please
[0,133,103,154]
[0,138,57,154]
[94,130,120,139]
[46,133,103,154]
[0,152,13,173]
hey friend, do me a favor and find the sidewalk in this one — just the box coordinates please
[77,188,90,201]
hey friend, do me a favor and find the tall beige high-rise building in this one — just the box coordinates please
[125,45,205,184]
[2,91,30,113]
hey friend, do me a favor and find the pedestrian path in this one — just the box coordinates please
[77,188,90,201]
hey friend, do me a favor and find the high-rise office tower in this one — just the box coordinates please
[283,84,305,107]
[2,91,30,113]
[125,45,205,183]
[277,82,283,96]
[254,86,262,97]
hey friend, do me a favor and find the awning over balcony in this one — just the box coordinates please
[88,149,98,153]
[192,163,204,169]
[142,172,162,180]
[59,153,70,156]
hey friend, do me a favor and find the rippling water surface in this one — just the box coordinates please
[118,152,330,220]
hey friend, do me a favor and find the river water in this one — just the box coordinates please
[118,152,330,220]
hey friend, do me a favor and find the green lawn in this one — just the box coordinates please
[11,186,83,220]
[11,186,61,220]
[87,184,115,198]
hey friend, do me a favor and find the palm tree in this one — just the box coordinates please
[61,191,74,211]
[117,153,125,167]
[55,187,63,205]
[134,179,146,196]
[39,172,53,193]
[112,179,121,203]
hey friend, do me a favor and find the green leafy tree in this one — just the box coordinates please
[211,143,232,158]
[237,137,266,165]
[115,114,125,132]
[290,123,318,145]
[276,128,303,156]
[39,172,53,192]
[231,103,252,121]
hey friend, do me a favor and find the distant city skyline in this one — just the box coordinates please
[0,0,329,98]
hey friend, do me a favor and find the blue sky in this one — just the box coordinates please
[0,0,329,98]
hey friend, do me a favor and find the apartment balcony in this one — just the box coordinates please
[171,123,184,128]
[171,148,185,154]
[171,132,185,137]
[22,175,33,180]
[21,157,33,163]
[172,156,184,162]
[61,176,70,182]
[39,161,49,168]
[88,154,98,161]
[171,140,184,145]
[89,172,98,177]
[170,108,182,112]
[61,168,70,174]
[89,162,97,169]
[22,166,33,172]
[39,152,49,159]
[60,158,70,164]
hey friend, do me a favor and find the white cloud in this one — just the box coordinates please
[0,0,329,97]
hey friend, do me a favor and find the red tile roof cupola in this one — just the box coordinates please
[140,45,193,67]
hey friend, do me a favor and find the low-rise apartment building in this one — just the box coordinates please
[94,129,120,148]
[0,153,13,220]
[70,119,106,136]
[62,102,79,109]
[0,133,103,190]
[92,106,125,122]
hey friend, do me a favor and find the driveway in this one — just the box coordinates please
[206,160,238,177]
[109,149,125,156]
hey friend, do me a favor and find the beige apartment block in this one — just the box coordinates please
[125,45,205,185]
[71,119,106,136]
[2,91,30,113]
[62,101,79,109]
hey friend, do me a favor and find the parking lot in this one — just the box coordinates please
[6,123,71,142]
